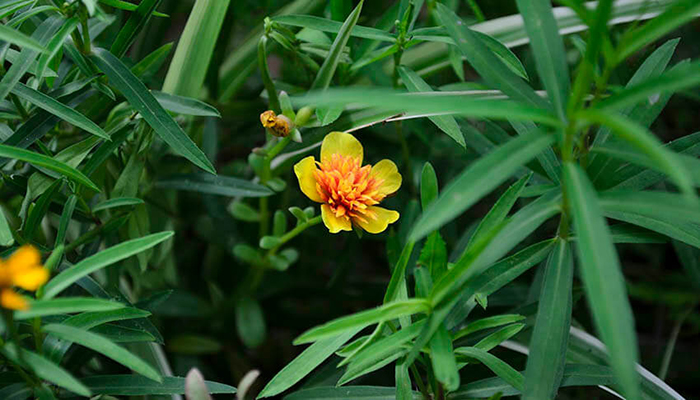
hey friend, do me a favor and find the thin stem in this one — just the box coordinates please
[80,10,91,54]
[258,136,292,237]
[266,215,322,257]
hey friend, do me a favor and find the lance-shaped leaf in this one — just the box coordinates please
[90,48,215,174]
[563,162,641,400]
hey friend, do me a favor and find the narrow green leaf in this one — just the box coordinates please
[383,241,416,304]
[0,207,14,246]
[596,61,700,113]
[14,298,125,320]
[293,89,562,127]
[0,345,90,396]
[515,0,570,120]
[523,239,573,400]
[93,197,144,212]
[0,24,47,53]
[617,0,700,62]
[605,209,700,249]
[509,121,560,183]
[110,0,162,58]
[35,17,79,80]
[577,109,695,200]
[294,299,430,344]
[82,375,234,395]
[42,324,161,382]
[151,91,220,117]
[99,0,169,17]
[311,0,363,90]
[11,83,108,139]
[563,162,640,400]
[0,144,99,191]
[273,14,394,42]
[398,66,465,147]
[90,48,215,173]
[43,232,174,299]
[598,191,700,225]
[155,174,273,197]
[466,172,531,252]
[161,0,230,97]
[395,360,412,400]
[453,314,525,341]
[455,347,523,391]
[431,324,460,391]
[257,328,360,398]
[23,178,62,240]
[0,16,62,101]
[409,131,553,242]
[435,3,547,109]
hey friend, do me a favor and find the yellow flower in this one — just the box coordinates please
[294,131,402,234]
[0,246,49,310]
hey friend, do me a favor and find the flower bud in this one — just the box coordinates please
[294,106,314,127]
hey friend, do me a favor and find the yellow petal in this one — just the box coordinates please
[370,159,402,197]
[5,246,41,274]
[12,267,48,291]
[321,204,352,233]
[1,289,28,311]
[294,156,323,202]
[354,206,400,234]
[320,131,363,164]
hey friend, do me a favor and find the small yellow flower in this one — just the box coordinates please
[294,131,402,234]
[259,110,292,137]
[0,246,49,310]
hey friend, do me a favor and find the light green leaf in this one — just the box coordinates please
[431,324,460,391]
[285,386,417,399]
[294,299,431,344]
[409,131,554,242]
[455,347,523,391]
[617,0,700,62]
[577,109,695,200]
[257,328,360,398]
[90,48,215,174]
[522,239,573,400]
[0,144,99,191]
[273,14,394,42]
[563,162,640,400]
[398,66,465,147]
[93,197,144,212]
[453,314,525,341]
[99,0,169,17]
[14,298,125,320]
[515,0,570,120]
[43,232,174,299]
[434,4,547,109]
[0,345,90,396]
[42,324,162,382]
[151,91,220,117]
[0,24,47,53]
[0,16,62,101]
[161,0,230,98]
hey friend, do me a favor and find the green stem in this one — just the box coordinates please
[259,136,292,237]
[465,0,486,22]
[80,9,91,54]
[266,215,322,257]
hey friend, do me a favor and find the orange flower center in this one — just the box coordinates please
[314,154,385,223]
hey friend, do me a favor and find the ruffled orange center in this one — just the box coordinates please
[314,154,385,224]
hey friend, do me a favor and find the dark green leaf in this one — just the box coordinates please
[155,174,273,197]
